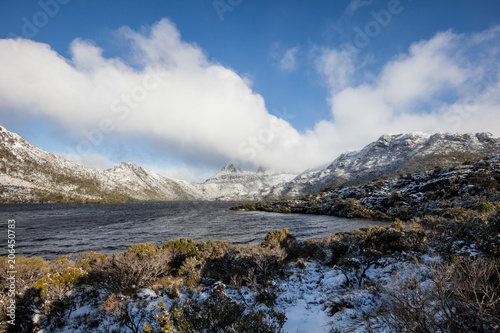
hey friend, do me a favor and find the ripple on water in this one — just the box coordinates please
[0,201,389,259]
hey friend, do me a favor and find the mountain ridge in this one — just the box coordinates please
[267,131,500,199]
[1,125,499,203]
[0,125,296,203]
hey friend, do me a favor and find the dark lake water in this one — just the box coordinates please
[0,201,389,260]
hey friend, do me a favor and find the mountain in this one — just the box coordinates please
[0,125,296,203]
[0,125,203,203]
[1,125,499,203]
[203,163,296,200]
[269,132,500,198]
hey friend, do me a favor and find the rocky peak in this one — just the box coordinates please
[221,163,243,173]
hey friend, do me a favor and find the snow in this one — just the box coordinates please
[1,124,499,203]
[0,125,298,202]
[31,248,471,333]
[271,131,500,198]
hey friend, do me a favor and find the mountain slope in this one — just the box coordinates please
[202,163,296,200]
[270,132,500,198]
[0,126,296,203]
[0,125,204,203]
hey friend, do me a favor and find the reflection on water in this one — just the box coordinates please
[0,201,389,259]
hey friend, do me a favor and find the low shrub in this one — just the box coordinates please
[111,247,173,291]
[32,267,87,299]
[143,296,286,332]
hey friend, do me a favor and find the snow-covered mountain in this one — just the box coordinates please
[0,125,296,203]
[203,164,296,200]
[1,125,499,203]
[270,132,500,198]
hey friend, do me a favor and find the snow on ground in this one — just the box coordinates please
[43,256,435,333]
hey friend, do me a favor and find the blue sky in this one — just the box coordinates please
[1,0,500,181]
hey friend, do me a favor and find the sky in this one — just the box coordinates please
[0,0,499,182]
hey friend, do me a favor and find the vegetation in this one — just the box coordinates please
[1,157,500,331]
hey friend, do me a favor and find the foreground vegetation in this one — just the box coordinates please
[1,208,500,332]
[1,158,499,332]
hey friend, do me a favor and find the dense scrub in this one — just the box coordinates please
[0,229,297,332]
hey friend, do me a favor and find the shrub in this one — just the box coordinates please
[142,301,174,333]
[261,228,296,249]
[127,242,159,257]
[477,200,497,215]
[0,256,50,294]
[178,256,205,288]
[101,293,153,333]
[50,254,75,271]
[375,256,500,332]
[143,296,286,332]
[111,248,173,291]
[76,251,109,270]
[337,249,382,287]
[32,267,87,300]
[162,238,199,256]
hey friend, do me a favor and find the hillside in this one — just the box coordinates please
[234,157,500,220]
[1,125,499,203]
[269,132,500,198]
[0,126,296,203]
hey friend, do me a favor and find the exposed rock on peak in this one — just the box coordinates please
[221,163,243,173]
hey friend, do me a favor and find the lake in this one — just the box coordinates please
[0,201,388,259]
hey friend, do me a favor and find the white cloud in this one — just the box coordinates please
[58,153,116,170]
[0,19,332,173]
[269,43,300,72]
[314,47,355,93]
[279,46,300,72]
[1,20,499,178]
[146,164,217,183]
[60,151,215,182]
[314,27,500,151]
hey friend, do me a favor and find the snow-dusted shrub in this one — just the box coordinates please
[376,256,500,332]
[31,267,88,327]
[143,295,286,332]
[337,249,382,288]
[111,244,173,291]
[443,209,500,257]
[153,275,183,298]
[178,256,205,288]
[101,293,153,333]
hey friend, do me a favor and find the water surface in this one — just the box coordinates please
[0,201,388,259]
